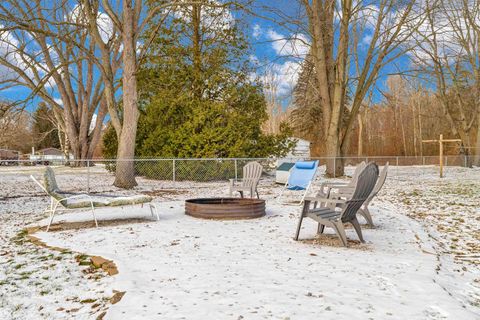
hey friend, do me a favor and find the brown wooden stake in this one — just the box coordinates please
[422,134,461,178]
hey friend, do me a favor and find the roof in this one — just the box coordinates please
[277,162,295,171]
[38,148,63,155]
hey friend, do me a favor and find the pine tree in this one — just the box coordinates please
[32,103,60,150]
[104,2,293,159]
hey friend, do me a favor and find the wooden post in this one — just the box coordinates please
[422,134,461,178]
[439,134,443,178]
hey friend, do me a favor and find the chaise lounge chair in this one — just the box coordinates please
[294,162,379,246]
[229,161,263,198]
[277,160,319,204]
[31,167,159,231]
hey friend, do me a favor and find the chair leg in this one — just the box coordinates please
[256,190,259,199]
[46,203,59,232]
[350,217,365,243]
[90,203,98,228]
[150,203,159,221]
[239,191,244,198]
[332,221,348,247]
[294,202,310,240]
[317,223,325,234]
[276,185,287,204]
[358,207,374,227]
[299,182,311,205]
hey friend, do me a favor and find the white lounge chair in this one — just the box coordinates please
[31,167,159,231]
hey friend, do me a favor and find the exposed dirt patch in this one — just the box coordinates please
[300,234,371,250]
[30,218,154,232]
[143,189,187,197]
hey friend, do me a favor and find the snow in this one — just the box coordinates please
[1,164,479,319]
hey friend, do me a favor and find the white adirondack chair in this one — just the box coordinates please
[229,161,263,198]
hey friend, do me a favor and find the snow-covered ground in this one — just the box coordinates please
[1,164,479,319]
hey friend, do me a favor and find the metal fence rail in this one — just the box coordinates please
[0,155,478,197]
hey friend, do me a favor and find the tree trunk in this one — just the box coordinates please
[114,2,139,189]
[357,112,363,157]
[474,110,480,166]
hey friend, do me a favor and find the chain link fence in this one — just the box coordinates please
[0,155,478,198]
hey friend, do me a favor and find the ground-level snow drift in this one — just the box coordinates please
[1,164,479,319]
[35,200,476,319]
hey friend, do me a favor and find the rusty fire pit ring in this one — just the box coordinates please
[185,198,266,220]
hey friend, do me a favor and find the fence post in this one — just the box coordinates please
[422,156,425,165]
[396,156,399,167]
[172,159,176,182]
[87,160,90,193]
[234,159,238,180]
[464,155,467,167]
[333,157,336,177]
[445,156,448,167]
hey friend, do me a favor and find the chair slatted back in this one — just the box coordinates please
[366,162,388,203]
[241,161,263,188]
[341,162,379,222]
[348,161,367,187]
[44,167,60,193]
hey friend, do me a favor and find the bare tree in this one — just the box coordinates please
[411,0,480,166]
[301,0,421,175]
[78,0,239,188]
[0,0,107,164]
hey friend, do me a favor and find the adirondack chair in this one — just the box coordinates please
[331,163,388,227]
[294,162,379,246]
[31,167,158,231]
[317,161,366,198]
[229,161,263,198]
[277,160,319,204]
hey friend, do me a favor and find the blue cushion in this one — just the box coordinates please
[287,186,306,191]
[295,161,316,169]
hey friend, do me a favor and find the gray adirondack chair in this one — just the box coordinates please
[294,162,379,246]
[357,162,388,226]
[326,162,388,227]
[317,161,366,197]
[229,161,263,198]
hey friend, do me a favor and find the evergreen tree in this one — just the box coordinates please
[32,103,60,150]
[104,2,293,159]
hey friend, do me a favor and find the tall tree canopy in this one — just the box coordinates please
[104,1,293,159]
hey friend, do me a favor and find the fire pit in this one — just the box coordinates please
[185,198,266,220]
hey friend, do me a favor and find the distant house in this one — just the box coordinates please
[0,149,19,165]
[275,138,311,184]
[29,147,73,164]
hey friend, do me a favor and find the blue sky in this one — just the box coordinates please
[0,0,413,113]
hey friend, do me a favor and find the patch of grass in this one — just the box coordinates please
[13,263,26,270]
[40,290,49,296]
[80,298,96,304]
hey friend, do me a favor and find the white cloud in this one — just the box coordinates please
[406,2,477,67]
[266,30,310,58]
[261,60,302,98]
[252,24,262,39]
